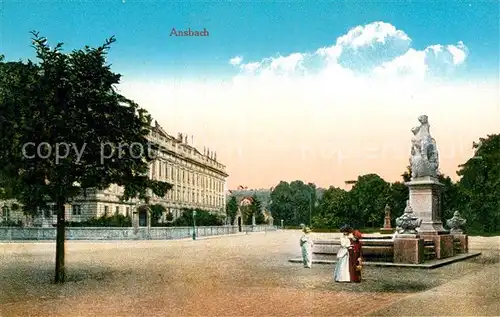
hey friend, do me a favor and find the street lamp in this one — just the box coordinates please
[308,191,318,228]
[192,210,197,240]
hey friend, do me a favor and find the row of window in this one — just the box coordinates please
[162,187,224,206]
[151,160,224,192]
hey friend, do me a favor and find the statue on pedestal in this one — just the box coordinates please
[410,115,440,179]
[383,205,391,228]
[380,204,394,234]
[446,210,467,234]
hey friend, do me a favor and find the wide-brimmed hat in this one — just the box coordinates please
[339,224,352,233]
[303,227,312,233]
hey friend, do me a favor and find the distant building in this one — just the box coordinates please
[0,121,228,226]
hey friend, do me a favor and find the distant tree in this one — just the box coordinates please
[0,33,172,283]
[269,181,292,225]
[315,186,351,228]
[349,174,391,228]
[388,181,408,225]
[456,134,500,233]
[436,174,459,222]
[250,194,266,224]
[225,196,238,223]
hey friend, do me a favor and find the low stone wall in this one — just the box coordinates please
[0,225,278,240]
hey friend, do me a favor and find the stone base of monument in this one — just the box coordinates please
[452,233,468,254]
[380,228,395,234]
[288,236,481,268]
[420,233,454,259]
[393,236,424,264]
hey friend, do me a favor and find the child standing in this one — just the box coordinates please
[300,227,314,268]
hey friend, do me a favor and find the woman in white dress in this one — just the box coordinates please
[334,225,352,282]
[300,227,314,268]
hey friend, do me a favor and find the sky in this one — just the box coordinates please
[1,1,499,190]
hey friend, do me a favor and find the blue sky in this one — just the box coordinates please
[1,1,499,188]
[1,1,498,80]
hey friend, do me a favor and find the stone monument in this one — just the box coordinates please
[380,204,394,234]
[406,115,447,234]
[393,200,424,264]
[406,115,454,258]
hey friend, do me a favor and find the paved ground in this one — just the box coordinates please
[0,231,498,316]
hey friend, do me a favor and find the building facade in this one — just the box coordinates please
[0,121,228,226]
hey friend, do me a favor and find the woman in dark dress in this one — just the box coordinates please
[348,228,363,283]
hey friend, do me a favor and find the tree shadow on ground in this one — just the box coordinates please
[0,263,123,305]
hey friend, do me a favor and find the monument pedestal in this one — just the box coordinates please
[420,233,454,259]
[380,228,395,234]
[406,176,447,235]
[393,236,424,264]
[452,233,469,254]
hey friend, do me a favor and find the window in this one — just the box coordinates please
[104,205,109,216]
[159,162,162,177]
[126,207,130,217]
[72,205,81,216]
[115,206,120,215]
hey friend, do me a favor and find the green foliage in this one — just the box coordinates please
[314,186,351,228]
[149,203,166,226]
[349,174,391,228]
[456,134,500,233]
[171,208,224,227]
[249,194,266,224]
[165,212,174,222]
[67,214,131,227]
[388,181,408,224]
[0,219,23,227]
[225,196,238,223]
[270,180,317,226]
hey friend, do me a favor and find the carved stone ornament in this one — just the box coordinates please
[446,210,466,234]
[395,200,422,234]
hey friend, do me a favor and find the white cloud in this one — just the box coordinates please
[229,56,243,66]
[231,21,468,81]
[117,21,497,188]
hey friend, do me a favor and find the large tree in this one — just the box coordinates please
[456,134,500,233]
[314,186,351,228]
[0,33,172,283]
[269,181,293,225]
[349,174,391,228]
[387,181,408,225]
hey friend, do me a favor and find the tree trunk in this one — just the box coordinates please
[54,199,66,283]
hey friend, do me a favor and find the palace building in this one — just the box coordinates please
[0,121,228,226]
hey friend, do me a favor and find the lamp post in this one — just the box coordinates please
[309,192,312,228]
[308,190,318,228]
[192,210,197,240]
